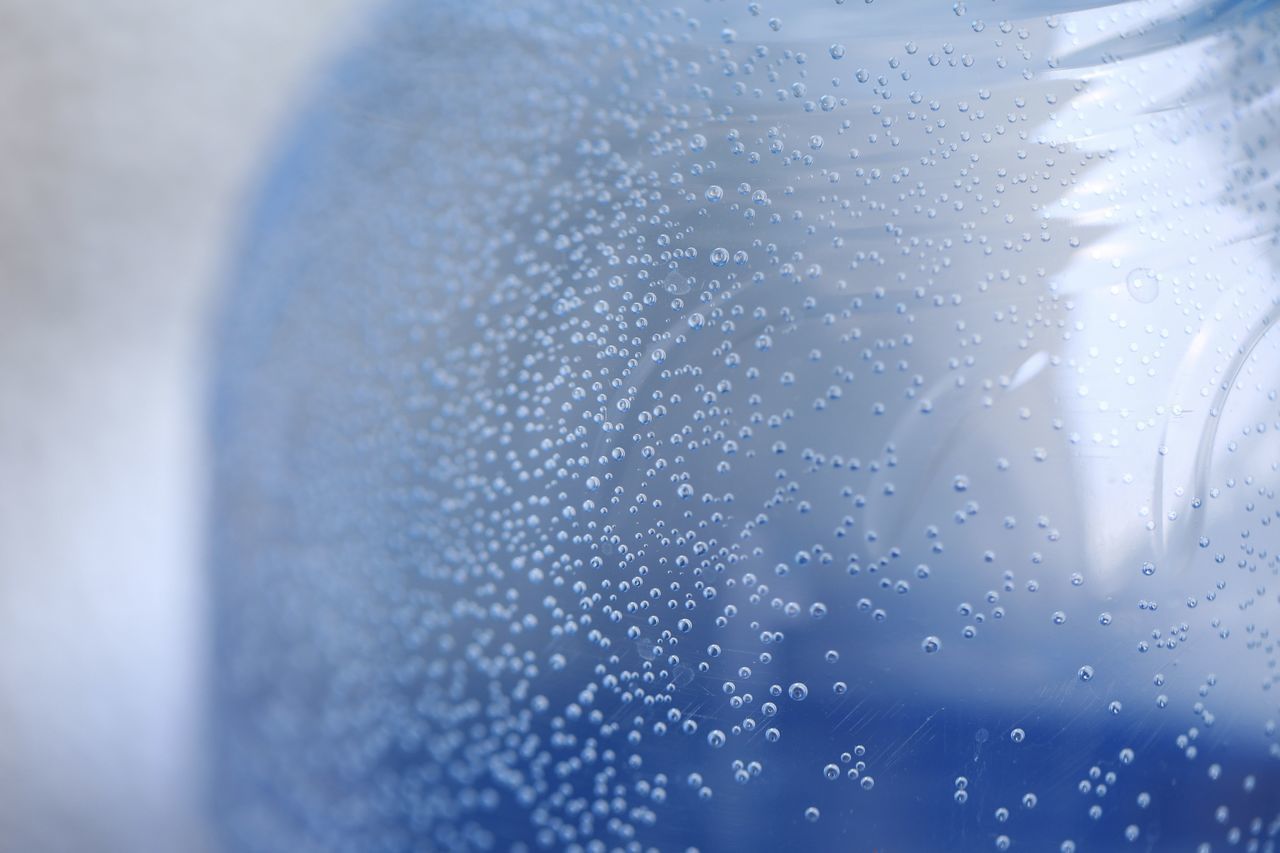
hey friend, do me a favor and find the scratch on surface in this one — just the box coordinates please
[882,706,944,770]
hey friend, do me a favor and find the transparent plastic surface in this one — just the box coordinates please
[213,1,1280,849]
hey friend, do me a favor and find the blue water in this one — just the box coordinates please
[211,1,1280,849]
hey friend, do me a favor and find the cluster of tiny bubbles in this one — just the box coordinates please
[209,0,1280,849]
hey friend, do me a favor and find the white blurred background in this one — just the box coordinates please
[0,2,365,849]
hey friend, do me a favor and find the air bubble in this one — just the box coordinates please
[1125,268,1159,303]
